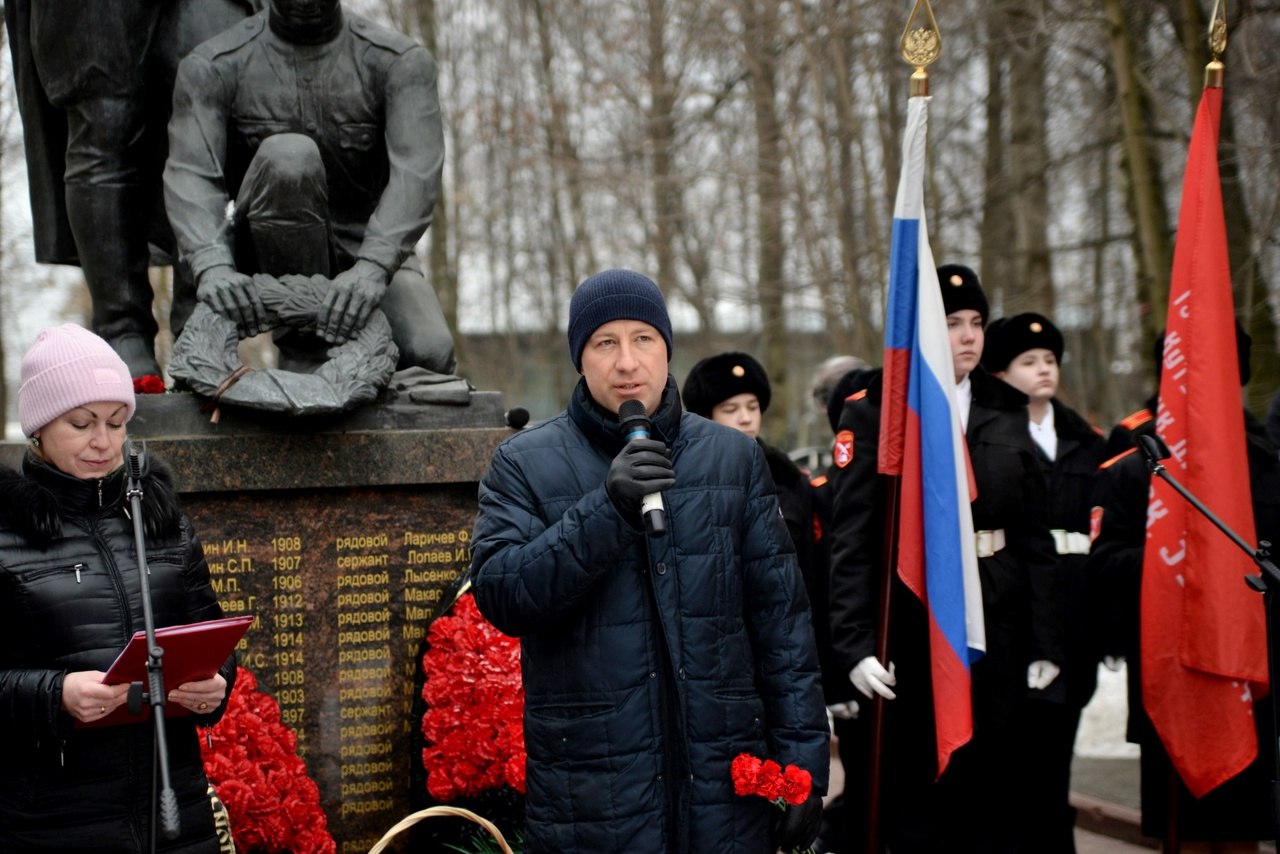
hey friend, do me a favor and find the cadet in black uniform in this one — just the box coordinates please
[813,365,878,854]
[983,313,1106,853]
[683,351,816,589]
[1088,329,1277,847]
[828,265,1061,852]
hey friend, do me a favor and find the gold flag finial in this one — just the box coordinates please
[1205,0,1226,88]
[900,0,942,97]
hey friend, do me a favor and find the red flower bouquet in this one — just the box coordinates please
[731,753,812,806]
[201,667,336,854]
[133,374,166,394]
[420,592,526,801]
[730,753,815,854]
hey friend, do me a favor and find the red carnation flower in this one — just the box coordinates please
[755,759,785,801]
[781,764,812,806]
[133,374,166,394]
[731,753,763,796]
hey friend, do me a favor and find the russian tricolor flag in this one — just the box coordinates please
[878,96,986,776]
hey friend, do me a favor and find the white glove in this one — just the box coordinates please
[827,700,860,721]
[1027,660,1061,690]
[1103,655,1125,672]
[849,656,897,700]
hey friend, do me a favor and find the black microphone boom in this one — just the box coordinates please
[124,439,182,842]
[617,400,667,537]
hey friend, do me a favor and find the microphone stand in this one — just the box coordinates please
[1138,435,1280,843]
[126,443,181,848]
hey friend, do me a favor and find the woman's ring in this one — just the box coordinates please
[198,701,208,712]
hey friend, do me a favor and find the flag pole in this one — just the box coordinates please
[864,6,941,852]
[866,476,898,854]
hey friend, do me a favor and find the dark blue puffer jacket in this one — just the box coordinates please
[471,377,828,854]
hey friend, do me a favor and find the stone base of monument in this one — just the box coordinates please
[3,390,514,853]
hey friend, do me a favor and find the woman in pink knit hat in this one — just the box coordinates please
[0,324,235,852]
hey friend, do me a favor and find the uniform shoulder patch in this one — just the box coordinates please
[1098,446,1138,470]
[1090,506,1104,543]
[833,430,855,469]
[1119,408,1153,431]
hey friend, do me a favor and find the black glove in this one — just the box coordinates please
[770,792,823,852]
[605,438,675,516]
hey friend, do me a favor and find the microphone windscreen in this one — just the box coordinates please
[127,442,146,479]
[618,400,647,420]
[1138,433,1169,463]
[505,407,530,430]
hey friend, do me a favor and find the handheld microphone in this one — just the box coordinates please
[617,400,667,537]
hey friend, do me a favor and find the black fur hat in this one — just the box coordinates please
[826,367,876,433]
[982,312,1064,373]
[681,352,771,418]
[937,264,989,322]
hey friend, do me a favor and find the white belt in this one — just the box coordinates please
[975,529,1006,558]
[1051,529,1091,555]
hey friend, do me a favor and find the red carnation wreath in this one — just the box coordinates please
[420,591,526,801]
[201,666,336,854]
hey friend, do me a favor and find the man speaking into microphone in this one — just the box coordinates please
[470,269,828,854]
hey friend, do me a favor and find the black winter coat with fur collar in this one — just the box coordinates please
[0,452,234,853]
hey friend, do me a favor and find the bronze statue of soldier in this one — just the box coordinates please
[163,0,456,376]
[5,0,261,377]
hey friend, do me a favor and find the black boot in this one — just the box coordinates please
[64,182,162,377]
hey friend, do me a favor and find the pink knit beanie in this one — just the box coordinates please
[19,324,136,437]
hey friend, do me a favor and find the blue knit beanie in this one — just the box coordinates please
[567,270,673,371]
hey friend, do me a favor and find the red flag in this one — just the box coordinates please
[1140,85,1267,798]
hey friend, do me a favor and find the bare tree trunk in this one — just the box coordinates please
[980,11,1015,314]
[1084,128,1125,425]
[793,0,869,358]
[526,0,597,285]
[646,0,681,304]
[979,4,1054,316]
[410,0,461,366]
[1004,1,1053,314]
[1104,0,1171,374]
[739,0,789,439]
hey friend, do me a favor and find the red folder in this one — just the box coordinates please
[82,614,254,728]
